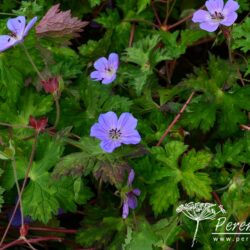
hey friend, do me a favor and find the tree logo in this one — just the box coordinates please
[176,202,226,247]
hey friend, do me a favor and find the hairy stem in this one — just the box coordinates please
[22,44,44,81]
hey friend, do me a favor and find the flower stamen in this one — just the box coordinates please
[211,11,224,20]
[109,128,122,140]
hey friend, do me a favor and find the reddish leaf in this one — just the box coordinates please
[36,4,89,38]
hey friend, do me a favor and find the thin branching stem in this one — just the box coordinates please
[0,12,17,16]
[0,133,38,246]
[21,44,45,81]
[0,236,62,250]
[53,96,60,128]
[11,158,24,227]
[0,122,31,129]
[156,91,195,146]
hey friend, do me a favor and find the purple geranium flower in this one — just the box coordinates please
[90,111,141,153]
[90,53,119,84]
[192,0,239,32]
[0,16,37,52]
[122,169,141,219]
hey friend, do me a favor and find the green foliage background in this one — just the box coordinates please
[0,0,250,249]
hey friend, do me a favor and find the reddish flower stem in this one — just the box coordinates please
[29,227,77,234]
[0,236,62,250]
[156,91,195,146]
[212,191,222,206]
[240,124,250,131]
[129,22,136,47]
[151,0,162,26]
[167,5,204,31]
[53,96,60,128]
[0,133,38,246]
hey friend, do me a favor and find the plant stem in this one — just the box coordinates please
[151,0,162,26]
[0,122,31,129]
[0,12,17,16]
[129,22,136,47]
[29,226,77,234]
[22,237,38,250]
[53,96,60,128]
[156,91,195,146]
[0,236,62,250]
[11,158,24,228]
[212,191,222,206]
[0,133,38,246]
[163,0,176,25]
[21,44,45,81]
[227,36,233,64]
[167,5,204,31]
[132,211,138,231]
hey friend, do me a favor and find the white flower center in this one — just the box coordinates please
[211,11,224,21]
[105,67,115,77]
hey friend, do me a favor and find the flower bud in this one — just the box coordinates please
[41,77,59,95]
[29,116,48,132]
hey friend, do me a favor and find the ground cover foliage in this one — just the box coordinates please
[0,0,250,249]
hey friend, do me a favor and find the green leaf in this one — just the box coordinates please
[73,177,93,204]
[76,217,124,247]
[53,152,97,178]
[95,9,120,29]
[78,31,112,66]
[181,150,212,199]
[1,158,27,190]
[182,96,217,132]
[123,221,159,250]
[51,47,82,79]
[233,17,250,53]
[152,141,188,170]
[222,173,250,220]
[14,90,53,125]
[180,29,209,47]
[81,80,133,117]
[89,0,101,7]
[0,55,23,104]
[153,216,181,246]
[137,0,150,13]
[150,178,180,215]
[22,137,78,223]
[54,177,77,212]
[213,137,250,168]
[22,172,59,223]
